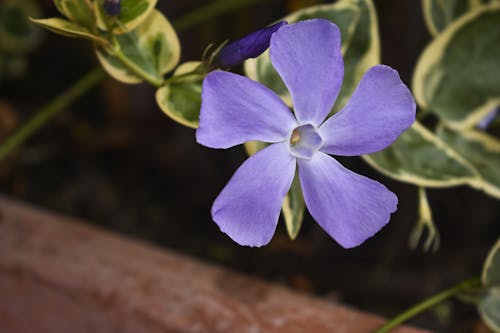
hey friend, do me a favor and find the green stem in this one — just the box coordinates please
[115,0,274,85]
[372,277,482,333]
[0,68,105,161]
[173,0,278,31]
[0,0,270,161]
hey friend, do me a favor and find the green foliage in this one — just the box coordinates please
[244,0,380,239]
[437,127,500,199]
[0,0,43,81]
[363,122,478,187]
[335,0,380,112]
[95,0,157,34]
[282,172,305,240]
[33,1,180,88]
[366,1,500,205]
[0,0,42,53]
[96,10,180,85]
[156,62,203,128]
[30,18,107,45]
[414,3,500,129]
[422,0,479,36]
[54,0,94,29]
[479,239,500,332]
[483,239,500,287]
[409,187,440,252]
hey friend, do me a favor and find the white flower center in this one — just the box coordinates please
[288,124,323,160]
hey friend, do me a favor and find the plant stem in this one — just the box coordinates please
[372,277,482,333]
[0,68,105,161]
[0,0,270,161]
[173,0,278,31]
[113,0,274,85]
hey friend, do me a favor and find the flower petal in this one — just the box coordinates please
[319,65,416,156]
[298,152,397,248]
[270,19,343,126]
[212,142,296,247]
[196,71,297,149]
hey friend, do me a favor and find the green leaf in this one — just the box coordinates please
[479,239,500,333]
[479,288,500,333]
[362,121,478,187]
[243,141,268,156]
[282,171,305,240]
[95,0,157,35]
[245,0,371,109]
[54,0,94,29]
[335,0,380,112]
[437,127,500,199]
[422,0,481,36]
[30,18,107,45]
[156,62,202,128]
[482,238,500,287]
[96,10,180,85]
[413,3,500,129]
[0,0,42,53]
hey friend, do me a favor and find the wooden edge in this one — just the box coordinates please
[0,195,432,333]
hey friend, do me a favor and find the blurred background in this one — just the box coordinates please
[0,0,499,332]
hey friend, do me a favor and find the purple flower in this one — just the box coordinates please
[196,19,416,248]
[214,21,287,68]
[103,0,121,16]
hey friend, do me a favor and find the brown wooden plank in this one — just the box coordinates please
[0,195,431,333]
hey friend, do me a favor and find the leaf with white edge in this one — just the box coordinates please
[482,238,500,287]
[96,10,180,84]
[282,171,305,240]
[336,0,380,112]
[437,127,500,199]
[95,0,157,35]
[0,0,43,53]
[156,62,202,128]
[422,0,481,36]
[479,288,500,333]
[363,121,478,187]
[132,9,180,76]
[244,141,268,156]
[479,239,500,333]
[54,0,94,29]
[413,3,500,129]
[30,18,108,45]
[244,0,363,108]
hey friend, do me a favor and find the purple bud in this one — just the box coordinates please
[477,107,498,130]
[103,0,121,16]
[215,21,287,68]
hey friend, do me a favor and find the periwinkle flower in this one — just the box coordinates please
[214,21,287,68]
[103,0,121,16]
[197,19,416,248]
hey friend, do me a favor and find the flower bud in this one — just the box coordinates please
[215,21,287,68]
[103,0,120,16]
[477,107,498,130]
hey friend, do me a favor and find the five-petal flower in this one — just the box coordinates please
[196,19,416,248]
